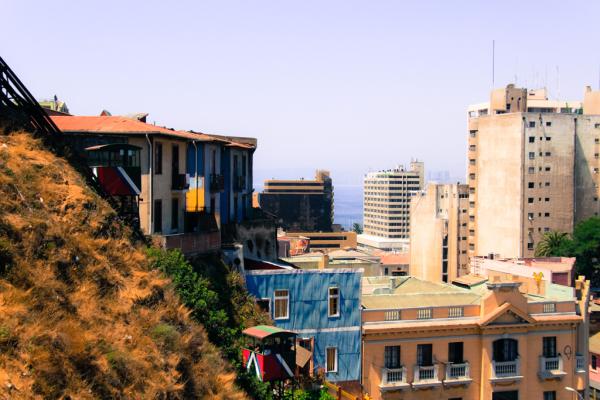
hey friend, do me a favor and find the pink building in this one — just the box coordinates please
[471,257,576,287]
[590,332,600,398]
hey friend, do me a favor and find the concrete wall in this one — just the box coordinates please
[410,183,469,282]
[131,136,188,235]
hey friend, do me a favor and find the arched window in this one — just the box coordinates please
[493,338,518,362]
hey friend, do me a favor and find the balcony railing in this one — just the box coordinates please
[446,362,470,380]
[576,355,586,372]
[491,359,521,380]
[412,364,441,388]
[381,367,407,386]
[538,355,566,380]
[210,173,225,192]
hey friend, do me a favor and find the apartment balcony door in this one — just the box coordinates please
[493,339,518,362]
[492,390,518,400]
[417,344,433,366]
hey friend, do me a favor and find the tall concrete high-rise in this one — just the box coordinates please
[359,161,424,251]
[467,85,600,259]
[409,183,470,283]
[258,170,334,232]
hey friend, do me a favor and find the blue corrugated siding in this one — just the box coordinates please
[245,270,362,382]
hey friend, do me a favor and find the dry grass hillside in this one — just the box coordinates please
[0,130,247,399]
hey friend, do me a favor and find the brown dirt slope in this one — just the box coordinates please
[0,130,246,399]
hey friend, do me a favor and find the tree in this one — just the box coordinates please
[566,217,600,285]
[352,222,363,235]
[534,231,570,257]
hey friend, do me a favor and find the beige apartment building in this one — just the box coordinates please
[467,85,600,259]
[410,183,470,283]
[361,274,590,400]
[361,162,424,250]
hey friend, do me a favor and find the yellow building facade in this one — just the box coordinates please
[361,276,590,400]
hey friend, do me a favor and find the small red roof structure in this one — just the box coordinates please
[242,325,295,340]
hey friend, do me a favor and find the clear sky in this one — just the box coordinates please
[4,1,600,185]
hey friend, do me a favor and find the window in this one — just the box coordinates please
[417,308,432,320]
[528,182,534,188]
[326,347,338,372]
[528,213,534,220]
[545,166,551,171]
[529,136,535,143]
[543,391,556,400]
[493,338,518,362]
[545,182,550,187]
[543,303,556,313]
[385,310,401,321]
[529,121,536,128]
[593,354,598,370]
[417,344,433,366]
[448,342,464,363]
[154,142,163,175]
[544,212,550,217]
[328,287,340,317]
[543,337,557,358]
[545,197,550,202]
[528,242,534,250]
[274,289,289,319]
[449,307,464,318]
[153,199,162,233]
[545,152,551,156]
[256,298,270,313]
[528,167,535,174]
[384,346,401,369]
[529,152,535,159]
[528,198,534,204]
[171,198,179,231]
[546,136,551,141]
[545,121,552,127]
[595,138,600,143]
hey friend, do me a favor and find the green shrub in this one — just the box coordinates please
[150,323,180,352]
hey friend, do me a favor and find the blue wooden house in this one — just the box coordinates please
[244,268,362,383]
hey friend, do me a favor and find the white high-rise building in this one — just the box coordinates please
[359,161,424,251]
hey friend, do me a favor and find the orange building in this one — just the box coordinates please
[361,275,590,400]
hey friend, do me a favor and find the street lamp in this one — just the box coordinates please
[565,386,584,400]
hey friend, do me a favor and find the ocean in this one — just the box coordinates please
[333,185,363,230]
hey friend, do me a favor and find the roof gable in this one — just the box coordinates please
[479,302,535,326]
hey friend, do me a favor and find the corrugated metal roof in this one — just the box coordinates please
[243,325,294,339]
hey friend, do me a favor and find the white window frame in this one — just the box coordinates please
[328,287,340,318]
[273,289,289,320]
[326,347,338,373]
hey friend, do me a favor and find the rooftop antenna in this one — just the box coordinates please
[492,39,495,88]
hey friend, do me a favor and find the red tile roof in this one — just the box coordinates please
[380,253,410,265]
[51,115,255,148]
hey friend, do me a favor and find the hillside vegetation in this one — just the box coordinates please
[0,130,247,399]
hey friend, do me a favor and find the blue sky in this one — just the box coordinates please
[4,1,600,185]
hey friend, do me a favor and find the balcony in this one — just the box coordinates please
[412,364,442,389]
[171,173,189,191]
[210,174,225,192]
[538,356,566,380]
[233,175,247,192]
[443,362,472,387]
[379,367,409,391]
[490,359,522,384]
[575,354,587,373]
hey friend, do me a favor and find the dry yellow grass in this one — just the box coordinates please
[0,131,247,399]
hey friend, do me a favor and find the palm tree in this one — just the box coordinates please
[352,222,363,235]
[534,231,569,257]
